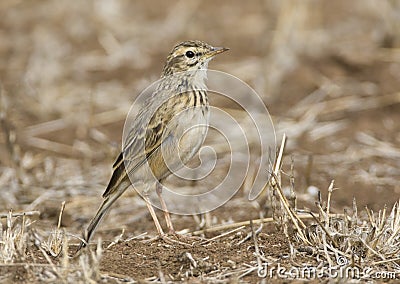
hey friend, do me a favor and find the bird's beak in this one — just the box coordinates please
[206,46,229,58]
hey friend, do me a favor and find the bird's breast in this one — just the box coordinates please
[164,91,209,167]
[145,89,209,181]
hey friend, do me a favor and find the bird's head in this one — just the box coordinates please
[162,40,228,76]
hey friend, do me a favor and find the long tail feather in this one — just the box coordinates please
[76,180,130,251]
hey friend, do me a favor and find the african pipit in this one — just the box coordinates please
[78,40,228,249]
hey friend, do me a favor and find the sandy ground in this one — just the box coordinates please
[1,0,400,282]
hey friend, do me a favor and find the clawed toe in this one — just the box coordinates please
[142,232,203,247]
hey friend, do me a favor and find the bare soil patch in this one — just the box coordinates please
[1,0,400,283]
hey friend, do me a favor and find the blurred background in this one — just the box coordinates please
[1,0,399,237]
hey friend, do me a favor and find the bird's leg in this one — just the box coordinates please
[143,193,164,235]
[156,182,175,234]
[143,184,202,247]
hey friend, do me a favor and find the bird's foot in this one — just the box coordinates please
[169,231,204,242]
[143,232,203,247]
[161,234,194,247]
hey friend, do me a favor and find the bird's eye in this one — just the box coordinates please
[185,50,195,58]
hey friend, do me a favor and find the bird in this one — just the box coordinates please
[78,40,228,250]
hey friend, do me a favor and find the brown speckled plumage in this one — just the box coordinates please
[78,40,228,250]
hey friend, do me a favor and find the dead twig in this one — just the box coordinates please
[0,211,40,219]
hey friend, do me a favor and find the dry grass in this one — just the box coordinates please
[1,136,399,282]
[1,0,400,282]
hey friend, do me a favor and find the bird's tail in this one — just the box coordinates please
[76,180,130,252]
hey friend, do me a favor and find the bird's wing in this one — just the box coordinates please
[102,96,171,198]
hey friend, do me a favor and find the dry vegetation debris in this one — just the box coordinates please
[1,0,400,282]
